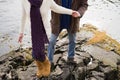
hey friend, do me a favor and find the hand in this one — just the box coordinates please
[18,33,24,43]
[72,11,81,18]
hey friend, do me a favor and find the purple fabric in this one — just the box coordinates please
[28,0,49,61]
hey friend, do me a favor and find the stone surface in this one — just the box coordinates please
[0,24,120,80]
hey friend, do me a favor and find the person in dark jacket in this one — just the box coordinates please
[48,0,88,66]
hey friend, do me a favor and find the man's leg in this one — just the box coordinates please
[68,32,76,60]
[48,33,58,63]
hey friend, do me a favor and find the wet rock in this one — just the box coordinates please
[117,64,120,80]
[0,24,120,80]
[86,60,99,71]
[105,70,118,80]
[83,57,91,66]
[73,67,86,80]
[0,60,5,65]
[81,45,120,67]
[86,71,105,80]
[0,69,20,80]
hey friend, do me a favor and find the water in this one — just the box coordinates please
[0,0,120,56]
[81,0,120,41]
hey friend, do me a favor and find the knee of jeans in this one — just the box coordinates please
[49,39,56,45]
[69,39,75,44]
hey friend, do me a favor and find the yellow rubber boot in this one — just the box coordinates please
[35,60,43,78]
[42,56,51,77]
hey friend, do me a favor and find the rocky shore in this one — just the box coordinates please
[0,24,120,80]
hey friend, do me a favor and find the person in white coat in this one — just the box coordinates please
[18,0,80,78]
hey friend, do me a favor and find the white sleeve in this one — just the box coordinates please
[50,0,73,15]
[20,0,30,33]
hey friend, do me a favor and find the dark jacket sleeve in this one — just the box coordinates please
[78,0,88,18]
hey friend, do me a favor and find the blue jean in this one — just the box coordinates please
[48,32,76,63]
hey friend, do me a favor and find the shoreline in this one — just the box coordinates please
[0,24,120,80]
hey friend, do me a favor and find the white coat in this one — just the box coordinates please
[20,0,73,33]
